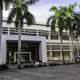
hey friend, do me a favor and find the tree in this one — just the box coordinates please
[63,4,79,63]
[6,0,38,68]
[47,6,65,64]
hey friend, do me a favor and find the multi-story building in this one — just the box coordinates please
[0,21,79,65]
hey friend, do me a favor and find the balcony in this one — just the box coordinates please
[2,27,78,43]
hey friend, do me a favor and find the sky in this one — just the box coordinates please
[3,0,80,24]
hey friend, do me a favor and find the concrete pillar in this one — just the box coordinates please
[48,31,52,60]
[0,36,6,65]
[40,41,47,63]
[76,42,79,57]
[8,27,10,35]
[36,30,39,36]
[60,52,62,61]
[68,32,75,63]
[58,33,63,61]
[70,51,75,63]
[48,31,51,40]
[0,37,2,65]
[78,36,80,57]
[49,51,53,60]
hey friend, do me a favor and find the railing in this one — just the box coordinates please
[2,27,77,41]
[2,27,38,36]
[2,27,59,39]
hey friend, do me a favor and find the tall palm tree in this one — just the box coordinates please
[47,6,65,64]
[64,4,78,63]
[71,12,80,61]
[6,0,38,68]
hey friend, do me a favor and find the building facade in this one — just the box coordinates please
[0,21,79,65]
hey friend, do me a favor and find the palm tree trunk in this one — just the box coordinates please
[17,22,22,69]
[58,30,65,64]
[0,0,2,64]
[69,30,75,63]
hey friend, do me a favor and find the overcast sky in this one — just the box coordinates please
[3,0,80,24]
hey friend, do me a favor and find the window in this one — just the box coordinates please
[51,34,59,40]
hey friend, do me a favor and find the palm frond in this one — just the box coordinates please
[58,16,65,32]
[50,6,59,16]
[73,13,80,37]
[22,3,28,11]
[14,7,23,28]
[76,27,80,37]
[51,17,56,32]
[65,3,77,17]
[47,16,56,32]
[59,7,67,16]
[69,3,77,10]
[4,0,13,10]
[50,6,58,12]
[7,8,16,23]
[47,16,53,26]
[26,0,39,5]
[14,16,19,28]
[24,11,35,25]
[6,0,37,28]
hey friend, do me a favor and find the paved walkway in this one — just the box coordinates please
[0,64,80,80]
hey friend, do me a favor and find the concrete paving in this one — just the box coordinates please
[0,64,80,80]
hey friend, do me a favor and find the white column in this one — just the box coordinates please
[14,52,17,62]
[40,41,47,63]
[0,37,2,65]
[48,31,51,40]
[0,37,6,65]
[36,30,39,36]
[78,36,80,57]
[8,27,10,35]
[68,32,75,63]
[48,31,53,60]
[58,32,63,61]
[29,52,32,61]
[76,42,79,57]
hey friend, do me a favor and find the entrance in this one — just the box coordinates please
[6,40,40,65]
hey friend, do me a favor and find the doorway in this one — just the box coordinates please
[6,40,40,65]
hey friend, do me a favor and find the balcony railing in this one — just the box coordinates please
[2,27,37,36]
[2,27,77,41]
[2,27,59,39]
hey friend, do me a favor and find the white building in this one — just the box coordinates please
[0,21,79,65]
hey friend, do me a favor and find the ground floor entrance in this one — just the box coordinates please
[6,40,40,65]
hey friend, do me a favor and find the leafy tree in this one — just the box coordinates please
[63,4,79,63]
[47,6,66,64]
[6,0,38,68]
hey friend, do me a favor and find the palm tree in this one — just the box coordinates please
[6,0,38,68]
[71,13,80,61]
[47,6,65,64]
[64,4,78,63]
